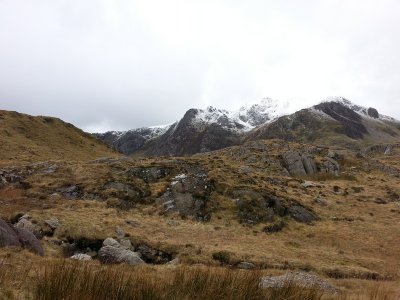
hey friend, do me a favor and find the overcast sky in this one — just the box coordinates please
[1,0,400,132]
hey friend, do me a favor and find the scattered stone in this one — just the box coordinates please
[301,181,316,188]
[44,218,60,230]
[314,197,329,207]
[71,253,92,261]
[115,227,125,239]
[236,262,256,269]
[260,272,338,294]
[57,185,83,199]
[167,220,180,226]
[49,193,62,200]
[166,258,180,265]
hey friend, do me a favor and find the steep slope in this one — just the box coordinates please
[248,97,400,149]
[0,110,118,163]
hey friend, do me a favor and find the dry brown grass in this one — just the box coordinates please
[34,262,325,300]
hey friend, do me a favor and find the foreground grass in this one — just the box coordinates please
[35,262,323,300]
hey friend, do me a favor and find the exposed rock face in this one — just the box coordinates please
[145,110,242,157]
[0,218,44,256]
[94,127,169,155]
[282,150,340,177]
[157,171,213,221]
[261,272,338,294]
[282,151,317,177]
[314,101,368,139]
[282,152,307,177]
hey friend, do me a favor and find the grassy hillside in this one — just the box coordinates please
[0,110,118,163]
[1,139,400,298]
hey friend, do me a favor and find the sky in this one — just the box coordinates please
[0,0,400,132]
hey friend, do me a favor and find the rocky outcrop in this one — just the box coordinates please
[282,150,340,177]
[0,218,44,256]
[127,166,171,183]
[157,171,213,221]
[319,157,340,176]
[232,190,284,224]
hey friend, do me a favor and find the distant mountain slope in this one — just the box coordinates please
[248,97,400,149]
[95,96,400,156]
[97,98,289,156]
[0,110,117,163]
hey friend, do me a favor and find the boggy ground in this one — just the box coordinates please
[0,139,400,299]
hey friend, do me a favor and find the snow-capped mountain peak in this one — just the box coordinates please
[189,98,289,132]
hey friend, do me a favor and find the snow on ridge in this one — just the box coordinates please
[191,98,290,132]
[319,96,397,122]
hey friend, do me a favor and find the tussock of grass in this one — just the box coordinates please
[34,262,325,300]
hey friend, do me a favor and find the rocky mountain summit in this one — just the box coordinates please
[95,97,400,156]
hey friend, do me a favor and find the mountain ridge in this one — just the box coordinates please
[95,97,400,156]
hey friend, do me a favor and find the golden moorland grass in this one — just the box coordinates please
[0,139,399,298]
[0,110,117,163]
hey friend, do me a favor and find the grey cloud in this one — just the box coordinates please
[0,0,399,132]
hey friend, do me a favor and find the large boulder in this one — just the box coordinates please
[98,245,144,266]
[98,238,144,266]
[0,218,44,256]
[14,218,42,239]
[0,219,20,247]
